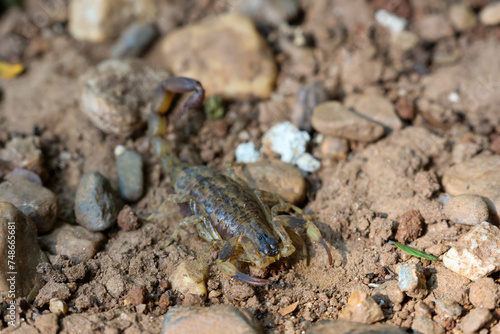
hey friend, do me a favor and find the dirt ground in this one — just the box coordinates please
[1,0,500,333]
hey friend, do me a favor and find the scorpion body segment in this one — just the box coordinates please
[149,77,332,285]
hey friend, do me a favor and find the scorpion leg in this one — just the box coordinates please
[151,77,205,118]
[217,236,269,285]
[164,214,208,247]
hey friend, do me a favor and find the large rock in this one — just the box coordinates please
[0,202,46,302]
[160,13,277,99]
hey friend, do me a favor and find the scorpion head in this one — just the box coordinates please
[257,233,280,257]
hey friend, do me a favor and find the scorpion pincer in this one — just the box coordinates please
[148,77,332,285]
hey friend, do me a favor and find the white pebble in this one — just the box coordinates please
[375,10,407,35]
[261,122,310,164]
[296,153,321,173]
[235,142,261,163]
[114,145,126,157]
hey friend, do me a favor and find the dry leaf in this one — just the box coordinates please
[278,301,299,316]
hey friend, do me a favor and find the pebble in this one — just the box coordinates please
[320,136,349,160]
[69,0,156,42]
[161,305,264,334]
[443,221,500,280]
[414,14,454,42]
[390,31,420,52]
[442,155,500,219]
[295,153,321,173]
[11,168,42,186]
[344,94,402,132]
[111,22,157,58]
[0,202,46,301]
[38,223,107,262]
[233,159,306,205]
[308,319,406,334]
[170,261,207,298]
[449,4,477,31]
[375,9,407,34]
[235,142,261,163]
[395,210,424,243]
[160,13,277,99]
[235,0,300,27]
[0,136,44,176]
[312,101,384,142]
[75,172,122,232]
[480,2,500,26]
[372,280,405,306]
[398,263,428,299]
[0,176,57,234]
[459,309,492,334]
[469,278,499,309]
[291,81,328,132]
[116,149,144,202]
[434,299,462,320]
[395,97,416,121]
[261,122,310,164]
[117,205,140,231]
[49,298,68,315]
[444,194,489,226]
[340,290,384,324]
[411,317,444,334]
[80,59,170,136]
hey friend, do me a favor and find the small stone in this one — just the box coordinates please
[449,4,477,31]
[344,94,402,132]
[261,122,310,164]
[398,263,428,299]
[443,221,500,280]
[395,97,416,121]
[235,0,300,27]
[340,290,384,324]
[80,59,170,136]
[291,81,328,132]
[111,22,157,58]
[372,280,405,306]
[170,261,207,298]
[460,309,492,334]
[0,136,44,176]
[0,202,46,301]
[161,305,264,334]
[442,155,500,219]
[117,205,140,231]
[469,278,499,309]
[35,282,71,307]
[160,13,277,99]
[159,292,173,309]
[480,2,500,26]
[414,302,432,319]
[116,149,144,202]
[312,102,385,142]
[395,210,424,244]
[320,136,349,161]
[415,14,454,42]
[233,159,306,205]
[38,223,107,262]
[375,9,407,34]
[11,168,42,186]
[308,319,406,334]
[0,176,58,234]
[123,286,146,306]
[434,299,462,320]
[370,0,412,19]
[75,172,122,231]
[295,153,321,173]
[390,31,420,51]
[49,298,68,315]
[411,317,444,334]
[444,194,489,226]
[69,0,156,42]
[235,142,261,163]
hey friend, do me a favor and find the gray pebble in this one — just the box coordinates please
[0,202,46,302]
[398,263,428,299]
[291,81,328,132]
[235,0,300,27]
[0,176,58,234]
[444,194,489,226]
[111,22,158,59]
[116,150,144,202]
[75,172,122,231]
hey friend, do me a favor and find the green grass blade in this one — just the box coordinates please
[392,241,440,261]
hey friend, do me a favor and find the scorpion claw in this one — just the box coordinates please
[319,237,333,266]
[232,271,269,286]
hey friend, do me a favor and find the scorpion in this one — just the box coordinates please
[148,77,332,285]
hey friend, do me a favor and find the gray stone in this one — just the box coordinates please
[116,149,144,202]
[111,22,158,59]
[398,263,428,299]
[291,81,328,132]
[235,0,300,27]
[75,172,122,231]
[0,176,57,234]
[0,202,46,302]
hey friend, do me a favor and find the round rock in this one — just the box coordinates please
[75,172,122,231]
[116,149,144,202]
[480,2,500,26]
[80,58,170,136]
[449,4,477,31]
[160,13,277,99]
[344,94,402,131]
[444,194,489,226]
[0,202,46,301]
[312,101,385,142]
